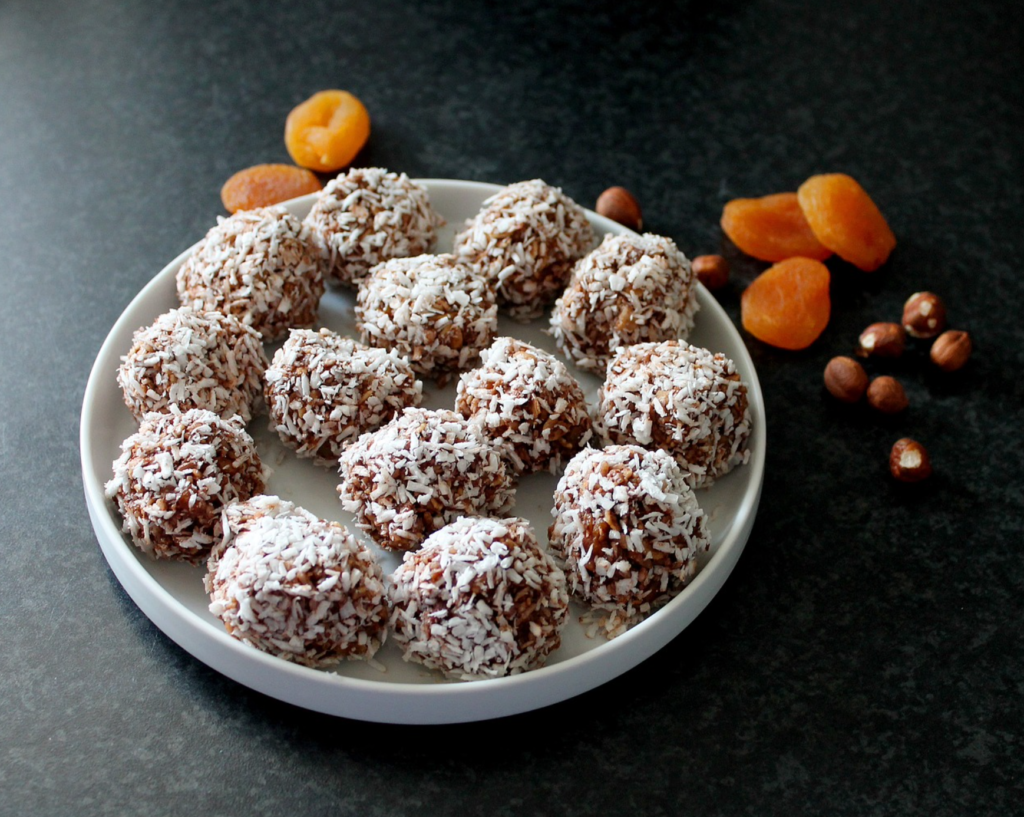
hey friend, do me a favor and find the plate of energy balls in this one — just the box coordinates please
[81,173,765,724]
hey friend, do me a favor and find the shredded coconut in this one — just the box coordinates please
[455,336,593,474]
[205,496,389,667]
[265,328,423,467]
[304,168,445,287]
[549,232,699,374]
[337,407,516,551]
[105,406,268,563]
[453,179,594,321]
[548,444,709,638]
[210,494,303,571]
[595,340,751,488]
[176,206,327,342]
[356,254,497,384]
[389,516,569,679]
[117,307,268,423]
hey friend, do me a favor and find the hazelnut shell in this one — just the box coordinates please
[867,376,908,414]
[824,356,868,403]
[596,187,643,232]
[930,330,972,372]
[692,255,730,290]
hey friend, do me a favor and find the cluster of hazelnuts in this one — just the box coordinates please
[823,292,972,483]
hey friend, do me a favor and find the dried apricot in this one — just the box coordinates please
[285,90,370,172]
[721,192,832,262]
[741,257,831,350]
[797,173,895,271]
[220,164,322,213]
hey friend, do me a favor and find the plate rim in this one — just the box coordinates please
[80,178,766,724]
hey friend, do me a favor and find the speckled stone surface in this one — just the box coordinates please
[1,1,1021,814]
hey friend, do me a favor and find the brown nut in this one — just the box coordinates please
[824,356,868,403]
[692,254,729,290]
[930,329,972,372]
[866,375,908,414]
[596,186,643,231]
[889,438,932,482]
[902,292,947,339]
[856,322,906,358]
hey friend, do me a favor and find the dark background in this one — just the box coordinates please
[1,1,1022,814]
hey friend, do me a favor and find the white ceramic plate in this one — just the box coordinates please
[80,179,765,724]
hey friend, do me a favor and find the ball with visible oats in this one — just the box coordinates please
[205,498,389,667]
[105,407,268,564]
[389,516,569,679]
[548,444,709,638]
[117,307,268,423]
[265,328,423,466]
[356,254,497,384]
[455,337,593,475]
[337,407,516,552]
[453,179,594,321]
[176,206,327,342]
[549,232,699,375]
[596,340,751,489]
[304,167,445,287]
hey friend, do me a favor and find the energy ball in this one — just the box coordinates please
[549,232,699,374]
[548,444,709,638]
[596,340,751,489]
[105,407,267,564]
[389,516,569,679]
[337,407,516,551]
[117,307,268,423]
[176,206,327,342]
[453,179,594,321]
[265,328,423,467]
[356,254,497,384]
[455,337,593,475]
[304,167,445,287]
[205,498,389,667]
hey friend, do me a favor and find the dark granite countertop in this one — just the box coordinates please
[1,1,1021,814]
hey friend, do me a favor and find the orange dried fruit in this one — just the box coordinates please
[797,173,896,271]
[741,257,831,350]
[721,192,832,262]
[285,90,371,172]
[220,164,322,213]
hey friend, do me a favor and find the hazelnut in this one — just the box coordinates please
[596,186,643,231]
[856,322,906,358]
[824,356,868,403]
[889,438,932,482]
[866,375,908,414]
[902,292,947,339]
[930,329,972,372]
[692,254,730,290]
